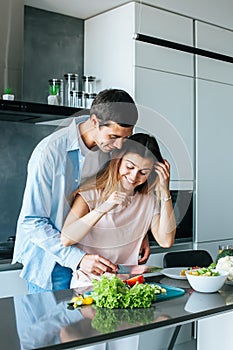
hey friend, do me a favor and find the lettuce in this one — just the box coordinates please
[91,275,156,309]
[92,306,155,333]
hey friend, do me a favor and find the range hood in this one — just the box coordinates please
[0,0,24,100]
[0,99,89,124]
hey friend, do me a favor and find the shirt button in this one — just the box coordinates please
[75,179,79,183]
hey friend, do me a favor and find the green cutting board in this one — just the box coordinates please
[148,283,185,302]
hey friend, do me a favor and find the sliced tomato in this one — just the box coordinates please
[125,275,145,287]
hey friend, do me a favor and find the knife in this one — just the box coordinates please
[117,264,163,275]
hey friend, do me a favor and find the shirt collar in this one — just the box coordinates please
[66,115,89,152]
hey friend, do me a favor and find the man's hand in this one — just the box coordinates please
[138,234,150,264]
[79,254,118,276]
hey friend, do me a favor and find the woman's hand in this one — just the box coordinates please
[138,234,150,264]
[154,159,171,194]
[96,191,129,213]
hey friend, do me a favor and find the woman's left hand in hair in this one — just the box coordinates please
[154,159,170,192]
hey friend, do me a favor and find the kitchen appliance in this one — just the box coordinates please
[0,236,15,260]
[148,190,193,245]
[0,99,85,123]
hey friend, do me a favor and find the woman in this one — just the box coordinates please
[61,133,176,287]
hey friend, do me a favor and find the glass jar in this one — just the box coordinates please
[48,79,63,106]
[70,90,84,108]
[84,93,97,109]
[64,73,79,106]
[82,76,96,94]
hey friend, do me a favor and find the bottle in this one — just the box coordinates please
[219,245,232,254]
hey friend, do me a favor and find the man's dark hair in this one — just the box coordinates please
[90,89,138,127]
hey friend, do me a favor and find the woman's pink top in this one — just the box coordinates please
[70,189,160,288]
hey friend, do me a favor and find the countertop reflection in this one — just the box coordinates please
[1,275,233,350]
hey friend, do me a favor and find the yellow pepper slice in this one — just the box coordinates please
[82,296,94,305]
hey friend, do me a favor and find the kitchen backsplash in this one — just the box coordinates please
[0,121,56,242]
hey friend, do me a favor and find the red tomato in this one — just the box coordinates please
[125,275,145,287]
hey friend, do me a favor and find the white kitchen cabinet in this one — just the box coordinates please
[0,269,27,298]
[195,78,233,243]
[135,67,194,181]
[193,20,233,245]
[197,311,233,350]
[84,2,135,95]
[195,21,233,84]
[85,2,194,92]
[85,2,194,181]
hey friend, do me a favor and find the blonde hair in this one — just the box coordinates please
[73,155,160,205]
[73,133,164,204]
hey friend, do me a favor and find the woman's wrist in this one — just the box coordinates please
[161,191,171,202]
[94,202,110,215]
[161,195,172,202]
[94,207,106,215]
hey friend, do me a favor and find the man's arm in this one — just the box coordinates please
[17,144,85,272]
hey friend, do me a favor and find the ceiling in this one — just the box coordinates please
[24,0,131,19]
[24,0,233,30]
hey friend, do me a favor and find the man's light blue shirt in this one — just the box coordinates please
[12,116,108,290]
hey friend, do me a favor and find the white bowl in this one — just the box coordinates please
[185,270,228,293]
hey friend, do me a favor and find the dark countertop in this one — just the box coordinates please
[0,259,22,271]
[1,275,233,350]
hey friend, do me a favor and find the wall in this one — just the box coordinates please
[0,121,56,242]
[0,0,23,100]
[23,6,84,104]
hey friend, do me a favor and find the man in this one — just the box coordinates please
[12,89,150,293]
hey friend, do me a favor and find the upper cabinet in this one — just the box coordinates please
[134,3,193,76]
[195,21,233,84]
[84,3,135,96]
[85,2,194,183]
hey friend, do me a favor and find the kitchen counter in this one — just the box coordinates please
[1,275,233,350]
[0,259,22,271]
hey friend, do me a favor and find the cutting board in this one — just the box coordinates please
[148,283,185,302]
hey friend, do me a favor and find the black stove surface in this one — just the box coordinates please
[0,236,15,260]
